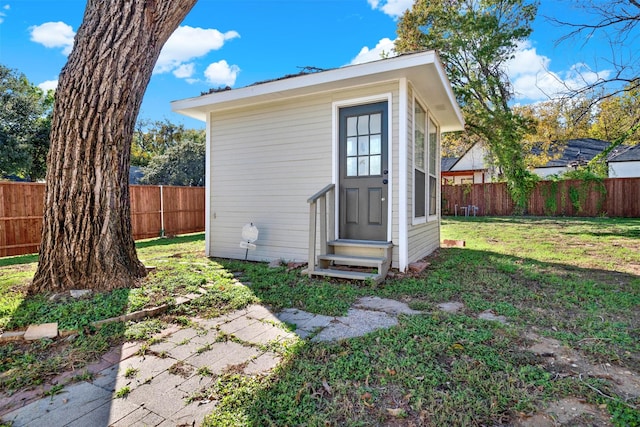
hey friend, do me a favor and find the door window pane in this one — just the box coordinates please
[358,136,369,155]
[358,115,369,134]
[370,135,381,155]
[347,137,357,156]
[347,158,357,176]
[370,113,381,134]
[358,157,369,176]
[347,117,357,137]
[370,155,381,175]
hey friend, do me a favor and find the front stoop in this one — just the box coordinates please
[310,240,393,283]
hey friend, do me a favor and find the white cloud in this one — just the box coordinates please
[368,0,413,18]
[38,79,58,92]
[506,41,611,102]
[350,37,397,65]
[155,26,240,75]
[204,60,240,86]
[29,21,75,55]
[173,63,195,79]
[0,4,9,24]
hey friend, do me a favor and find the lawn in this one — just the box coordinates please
[0,217,638,426]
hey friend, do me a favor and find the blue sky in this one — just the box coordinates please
[0,0,620,130]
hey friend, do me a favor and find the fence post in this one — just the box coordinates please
[160,185,165,237]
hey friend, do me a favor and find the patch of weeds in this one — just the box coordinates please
[124,318,165,341]
[43,384,65,398]
[136,343,149,356]
[124,367,139,379]
[198,366,214,377]
[114,386,130,399]
[72,371,94,382]
[607,399,640,426]
[168,361,193,378]
[196,343,212,354]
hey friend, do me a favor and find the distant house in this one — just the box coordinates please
[441,138,622,183]
[532,138,610,178]
[441,142,494,184]
[608,144,640,178]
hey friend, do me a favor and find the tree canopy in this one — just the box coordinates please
[140,135,205,186]
[396,0,539,212]
[0,65,53,181]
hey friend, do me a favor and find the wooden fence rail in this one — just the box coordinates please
[0,183,205,257]
[442,178,640,218]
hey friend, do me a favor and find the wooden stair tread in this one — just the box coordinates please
[310,268,380,281]
[328,239,393,249]
[318,254,385,268]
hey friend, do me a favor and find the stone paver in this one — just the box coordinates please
[312,308,399,342]
[23,323,58,341]
[354,296,421,315]
[1,297,436,426]
[438,301,465,313]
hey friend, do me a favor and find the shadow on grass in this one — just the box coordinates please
[201,246,640,425]
[135,232,205,250]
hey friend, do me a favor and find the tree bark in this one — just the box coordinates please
[30,0,197,294]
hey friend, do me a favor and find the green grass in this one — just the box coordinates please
[1,220,639,425]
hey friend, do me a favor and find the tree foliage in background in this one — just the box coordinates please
[140,137,205,186]
[131,118,204,166]
[396,0,539,213]
[0,65,53,181]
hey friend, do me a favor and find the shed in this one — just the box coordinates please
[172,51,464,282]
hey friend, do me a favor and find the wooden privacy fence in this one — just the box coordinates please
[442,178,640,218]
[0,183,205,257]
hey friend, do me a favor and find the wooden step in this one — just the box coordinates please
[328,239,393,249]
[317,254,385,269]
[309,268,381,282]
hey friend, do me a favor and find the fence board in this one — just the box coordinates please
[0,182,205,257]
[442,178,640,218]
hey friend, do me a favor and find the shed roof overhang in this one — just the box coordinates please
[171,50,465,133]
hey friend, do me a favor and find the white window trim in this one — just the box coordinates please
[427,115,440,221]
[411,95,441,224]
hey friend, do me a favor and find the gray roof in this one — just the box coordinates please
[608,144,640,162]
[441,157,459,172]
[536,138,610,168]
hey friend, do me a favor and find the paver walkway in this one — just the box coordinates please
[1,297,425,426]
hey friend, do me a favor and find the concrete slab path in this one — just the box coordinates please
[2,297,488,426]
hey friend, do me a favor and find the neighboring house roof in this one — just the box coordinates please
[608,144,640,162]
[172,50,465,133]
[129,166,143,184]
[441,157,459,172]
[535,138,610,168]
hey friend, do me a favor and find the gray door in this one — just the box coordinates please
[339,102,388,241]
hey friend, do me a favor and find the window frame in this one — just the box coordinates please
[412,96,440,224]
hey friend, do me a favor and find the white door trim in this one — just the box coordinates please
[332,92,393,242]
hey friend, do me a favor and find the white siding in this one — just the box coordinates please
[208,82,399,263]
[609,162,640,178]
[452,142,488,171]
[533,166,568,178]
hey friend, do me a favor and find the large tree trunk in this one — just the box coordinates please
[30,0,197,294]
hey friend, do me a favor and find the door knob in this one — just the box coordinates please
[382,179,388,184]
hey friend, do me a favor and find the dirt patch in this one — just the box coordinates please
[516,397,612,426]
[514,331,639,426]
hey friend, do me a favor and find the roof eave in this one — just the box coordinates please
[171,51,465,132]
